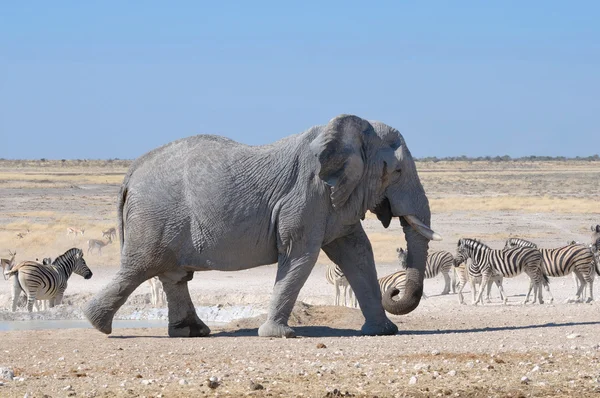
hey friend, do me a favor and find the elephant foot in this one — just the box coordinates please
[83,297,115,335]
[585,297,593,303]
[361,318,398,336]
[441,291,449,296]
[168,313,211,337]
[258,320,296,338]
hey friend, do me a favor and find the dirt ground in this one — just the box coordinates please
[1,159,600,397]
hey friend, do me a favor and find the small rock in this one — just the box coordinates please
[141,379,153,385]
[521,376,530,384]
[0,382,3,386]
[58,357,65,361]
[179,379,188,385]
[63,385,73,391]
[0,367,14,381]
[447,370,457,377]
[316,343,327,349]
[409,375,418,385]
[67,392,76,397]
[414,363,430,372]
[567,333,581,339]
[431,350,440,356]
[249,381,264,390]
[208,376,219,389]
[432,371,440,379]
[531,365,540,373]
[466,362,474,368]
[73,349,79,353]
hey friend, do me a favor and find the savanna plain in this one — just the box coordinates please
[0,159,599,397]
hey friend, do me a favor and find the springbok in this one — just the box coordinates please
[67,227,85,237]
[1,250,17,279]
[102,227,117,241]
[87,237,112,255]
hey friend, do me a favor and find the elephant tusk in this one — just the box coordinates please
[403,215,442,241]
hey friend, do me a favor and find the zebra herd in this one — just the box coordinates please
[326,225,600,308]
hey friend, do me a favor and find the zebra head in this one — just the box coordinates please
[396,247,407,269]
[456,238,489,263]
[58,248,93,279]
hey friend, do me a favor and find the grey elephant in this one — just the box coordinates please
[84,114,440,338]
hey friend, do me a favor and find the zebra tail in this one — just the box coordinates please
[542,272,550,286]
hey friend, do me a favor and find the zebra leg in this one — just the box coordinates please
[26,294,36,312]
[474,275,490,305]
[10,275,23,312]
[544,280,554,304]
[441,271,451,295]
[495,279,508,305]
[470,279,478,305]
[587,279,594,303]
[485,279,493,303]
[573,271,586,302]
[457,279,466,304]
[451,268,457,294]
[334,280,341,306]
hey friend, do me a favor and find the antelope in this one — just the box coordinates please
[67,227,85,237]
[1,250,17,279]
[87,237,112,255]
[102,227,117,241]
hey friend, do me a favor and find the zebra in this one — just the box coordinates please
[592,225,600,253]
[325,264,357,307]
[87,237,112,255]
[102,227,117,241]
[397,247,455,295]
[452,258,505,305]
[148,276,166,307]
[456,238,546,305]
[1,250,17,280]
[6,248,93,312]
[505,238,598,303]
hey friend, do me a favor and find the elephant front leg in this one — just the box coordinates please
[258,249,320,338]
[160,269,210,338]
[322,227,398,336]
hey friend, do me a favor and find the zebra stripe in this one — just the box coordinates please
[456,238,546,305]
[8,248,93,312]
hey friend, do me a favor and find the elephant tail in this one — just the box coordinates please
[117,181,129,251]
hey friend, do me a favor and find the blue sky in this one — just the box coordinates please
[1,1,599,159]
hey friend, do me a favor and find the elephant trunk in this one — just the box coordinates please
[382,218,429,315]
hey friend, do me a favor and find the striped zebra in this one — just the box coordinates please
[7,248,92,312]
[456,238,546,305]
[397,248,455,295]
[505,238,598,303]
[452,260,505,305]
[592,225,600,252]
[325,264,357,307]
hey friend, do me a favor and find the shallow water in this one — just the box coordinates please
[0,319,174,331]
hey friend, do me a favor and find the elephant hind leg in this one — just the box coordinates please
[84,268,148,335]
[160,269,210,337]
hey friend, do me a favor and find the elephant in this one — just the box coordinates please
[83,114,441,338]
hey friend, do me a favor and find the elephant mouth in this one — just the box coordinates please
[372,197,442,241]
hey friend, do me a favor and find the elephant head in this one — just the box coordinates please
[310,115,441,315]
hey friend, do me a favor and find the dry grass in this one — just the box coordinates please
[430,195,599,213]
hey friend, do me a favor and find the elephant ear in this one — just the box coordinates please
[310,115,374,208]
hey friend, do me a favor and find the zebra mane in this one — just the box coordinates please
[54,248,83,264]
[458,238,491,250]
